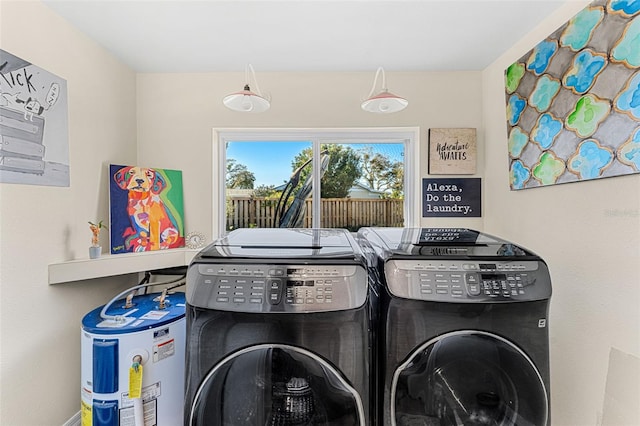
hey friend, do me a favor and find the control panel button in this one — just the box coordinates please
[268,279,283,305]
[464,273,480,296]
[465,273,481,296]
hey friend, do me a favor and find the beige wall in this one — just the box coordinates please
[136,71,485,239]
[482,1,640,424]
[0,1,139,424]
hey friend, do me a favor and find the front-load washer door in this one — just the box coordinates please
[189,344,365,426]
[391,331,548,426]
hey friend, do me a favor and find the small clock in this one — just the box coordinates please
[185,231,206,249]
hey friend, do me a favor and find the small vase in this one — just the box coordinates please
[89,246,102,259]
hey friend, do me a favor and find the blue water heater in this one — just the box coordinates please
[81,290,186,426]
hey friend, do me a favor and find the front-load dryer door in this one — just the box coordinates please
[391,331,548,426]
[189,344,365,426]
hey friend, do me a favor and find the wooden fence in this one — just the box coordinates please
[227,197,404,230]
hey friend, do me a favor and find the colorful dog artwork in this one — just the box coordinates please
[109,164,185,254]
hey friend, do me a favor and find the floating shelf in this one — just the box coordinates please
[48,248,200,284]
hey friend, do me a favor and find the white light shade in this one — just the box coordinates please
[361,91,408,113]
[361,67,408,113]
[223,84,271,113]
[223,64,270,113]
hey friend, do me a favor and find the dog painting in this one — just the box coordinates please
[109,164,185,254]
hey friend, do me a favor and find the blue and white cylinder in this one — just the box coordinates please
[81,291,186,426]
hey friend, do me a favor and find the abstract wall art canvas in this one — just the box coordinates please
[504,0,640,190]
[0,49,69,186]
[109,164,185,254]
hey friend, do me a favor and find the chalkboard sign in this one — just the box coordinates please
[422,178,481,217]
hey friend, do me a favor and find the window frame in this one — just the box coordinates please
[214,127,420,236]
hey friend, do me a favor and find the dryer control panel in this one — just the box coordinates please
[385,259,551,302]
[187,263,369,312]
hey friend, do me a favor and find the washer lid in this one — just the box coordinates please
[198,228,361,259]
[360,227,539,259]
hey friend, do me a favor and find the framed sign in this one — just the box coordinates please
[428,128,477,175]
[422,178,481,217]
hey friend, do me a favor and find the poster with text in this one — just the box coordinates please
[423,178,481,218]
[0,49,69,186]
[428,128,477,174]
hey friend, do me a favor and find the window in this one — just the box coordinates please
[214,128,419,235]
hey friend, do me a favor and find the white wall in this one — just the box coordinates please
[482,1,640,424]
[136,71,485,240]
[0,1,140,424]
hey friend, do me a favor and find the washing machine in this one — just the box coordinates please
[359,227,552,426]
[184,228,374,425]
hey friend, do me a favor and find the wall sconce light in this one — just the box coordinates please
[223,64,270,113]
[361,67,408,113]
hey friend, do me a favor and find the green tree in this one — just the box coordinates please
[387,161,404,198]
[359,147,404,198]
[291,145,361,198]
[253,184,279,198]
[226,159,255,189]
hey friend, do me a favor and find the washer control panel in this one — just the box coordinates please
[385,259,551,302]
[187,263,368,312]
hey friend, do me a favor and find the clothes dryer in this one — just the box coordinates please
[359,227,551,426]
[185,228,373,426]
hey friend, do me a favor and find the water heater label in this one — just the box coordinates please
[139,310,169,321]
[153,339,175,362]
[80,399,91,426]
[119,397,157,426]
[153,327,169,340]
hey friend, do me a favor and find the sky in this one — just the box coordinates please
[227,141,404,187]
[227,141,311,187]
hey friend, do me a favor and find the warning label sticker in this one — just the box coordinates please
[81,387,92,426]
[119,398,157,426]
[153,339,175,362]
[121,382,162,407]
[139,310,170,321]
[81,400,92,426]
